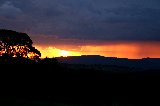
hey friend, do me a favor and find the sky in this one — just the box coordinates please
[0,0,160,58]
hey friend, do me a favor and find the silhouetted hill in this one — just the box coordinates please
[0,56,160,105]
[56,55,160,70]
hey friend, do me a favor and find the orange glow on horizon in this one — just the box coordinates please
[34,42,160,59]
[34,46,81,58]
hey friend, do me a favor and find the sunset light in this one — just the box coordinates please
[60,50,69,57]
[35,46,81,58]
[1,0,160,104]
[34,42,160,59]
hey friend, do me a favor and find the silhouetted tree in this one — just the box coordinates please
[0,29,41,59]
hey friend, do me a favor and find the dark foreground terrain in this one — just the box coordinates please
[0,58,160,106]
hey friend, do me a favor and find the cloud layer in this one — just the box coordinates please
[0,0,160,45]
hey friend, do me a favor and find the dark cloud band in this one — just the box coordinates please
[0,0,160,43]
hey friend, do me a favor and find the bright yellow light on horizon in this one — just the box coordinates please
[34,46,81,58]
[60,50,69,57]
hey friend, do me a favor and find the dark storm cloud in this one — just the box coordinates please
[0,0,160,44]
[0,1,22,18]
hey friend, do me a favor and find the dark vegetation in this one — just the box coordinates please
[0,29,41,59]
[0,29,160,106]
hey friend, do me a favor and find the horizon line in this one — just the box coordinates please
[40,55,160,59]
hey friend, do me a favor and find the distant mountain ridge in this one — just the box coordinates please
[55,55,160,70]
